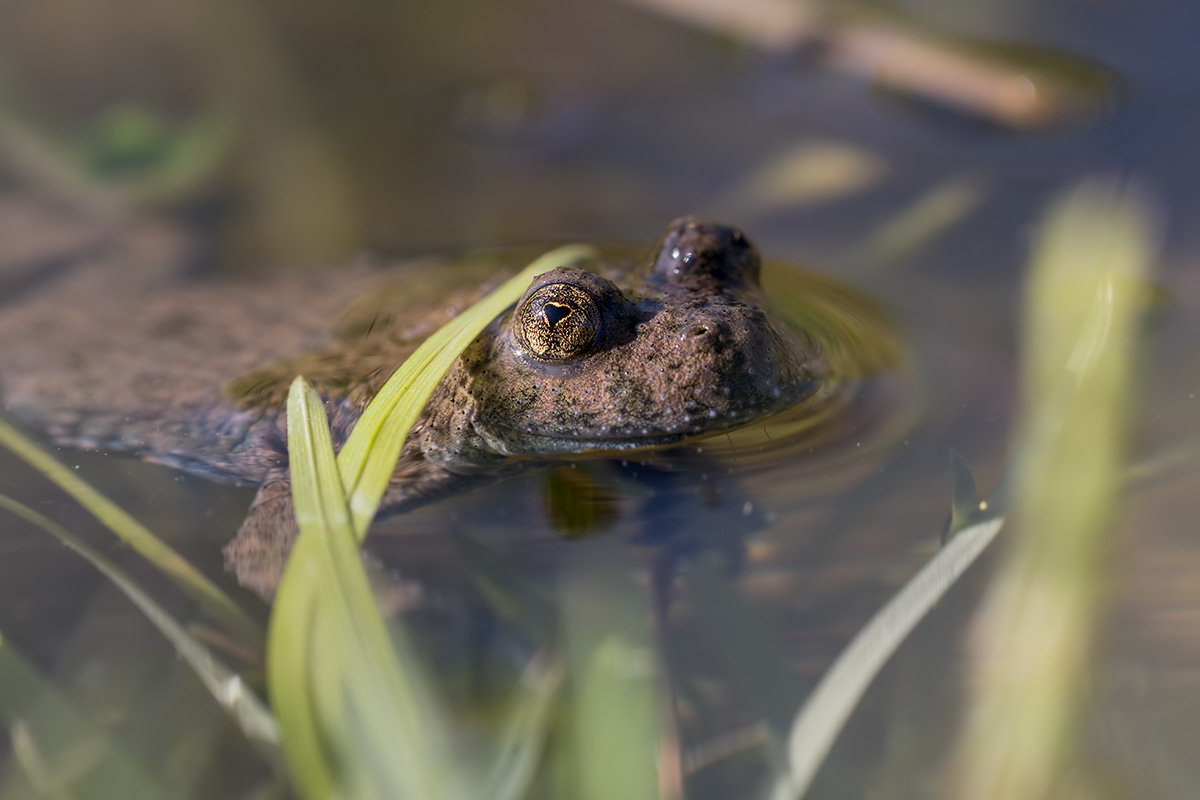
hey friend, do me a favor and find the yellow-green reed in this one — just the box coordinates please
[0,629,165,798]
[0,417,260,644]
[270,246,591,799]
[0,494,278,752]
[953,179,1155,798]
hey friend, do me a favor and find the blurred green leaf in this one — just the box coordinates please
[954,179,1154,799]
[270,244,593,798]
[0,494,279,754]
[558,544,661,800]
[0,416,260,646]
[0,631,164,799]
[0,88,231,211]
[273,378,454,798]
[863,177,986,263]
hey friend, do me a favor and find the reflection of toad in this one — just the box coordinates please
[0,212,827,595]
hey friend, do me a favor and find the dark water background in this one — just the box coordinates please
[1,0,1200,797]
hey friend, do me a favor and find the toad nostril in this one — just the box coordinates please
[686,324,710,338]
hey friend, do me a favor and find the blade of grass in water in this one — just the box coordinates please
[770,514,1005,800]
[477,653,564,800]
[558,544,661,800]
[0,494,279,752]
[769,178,1153,800]
[277,379,562,799]
[948,447,981,539]
[953,180,1153,798]
[0,630,165,798]
[271,245,590,799]
[862,176,986,264]
[274,379,452,796]
[262,555,330,796]
[0,416,260,645]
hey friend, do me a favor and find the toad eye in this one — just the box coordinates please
[513,282,602,362]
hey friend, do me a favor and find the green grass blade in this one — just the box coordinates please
[770,515,1005,800]
[559,546,661,800]
[0,416,260,645]
[270,246,597,799]
[862,176,986,263]
[267,379,348,799]
[264,553,331,798]
[305,386,453,797]
[475,654,564,800]
[0,630,165,799]
[0,494,279,753]
[953,180,1153,798]
[336,244,597,537]
[272,378,457,798]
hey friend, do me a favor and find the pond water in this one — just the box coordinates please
[1,0,1200,797]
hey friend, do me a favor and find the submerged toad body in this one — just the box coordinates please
[0,210,827,594]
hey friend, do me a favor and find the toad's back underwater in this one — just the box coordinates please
[0,204,838,595]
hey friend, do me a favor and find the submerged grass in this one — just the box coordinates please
[0,494,279,750]
[0,417,260,645]
[771,514,1006,800]
[557,545,661,800]
[764,177,1154,799]
[0,629,166,798]
[0,437,281,792]
[272,379,453,797]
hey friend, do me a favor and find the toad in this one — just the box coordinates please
[0,209,827,595]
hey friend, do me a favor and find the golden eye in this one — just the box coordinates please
[513,283,601,361]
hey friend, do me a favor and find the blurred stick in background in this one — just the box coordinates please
[617,0,1108,130]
